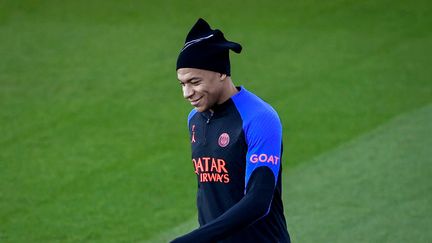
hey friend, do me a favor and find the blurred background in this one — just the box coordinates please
[1,0,431,242]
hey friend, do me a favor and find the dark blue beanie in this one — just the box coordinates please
[176,18,242,76]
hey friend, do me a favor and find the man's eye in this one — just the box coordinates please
[191,82,200,86]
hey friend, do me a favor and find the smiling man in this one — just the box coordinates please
[172,18,290,243]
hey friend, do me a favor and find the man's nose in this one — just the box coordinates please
[183,84,194,99]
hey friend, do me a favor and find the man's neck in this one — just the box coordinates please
[217,79,238,105]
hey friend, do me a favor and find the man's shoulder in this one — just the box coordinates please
[187,108,198,126]
[232,87,280,124]
[232,87,283,145]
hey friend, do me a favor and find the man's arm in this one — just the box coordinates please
[171,166,275,243]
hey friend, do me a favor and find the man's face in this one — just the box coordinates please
[177,68,224,112]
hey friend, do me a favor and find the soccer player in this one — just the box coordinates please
[171,18,291,243]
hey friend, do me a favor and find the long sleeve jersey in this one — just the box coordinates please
[172,86,290,243]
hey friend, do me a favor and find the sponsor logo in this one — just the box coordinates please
[250,154,280,165]
[192,157,230,183]
[218,133,230,147]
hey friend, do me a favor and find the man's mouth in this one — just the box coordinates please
[190,97,203,106]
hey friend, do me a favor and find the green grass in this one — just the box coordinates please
[1,0,431,242]
[285,104,432,242]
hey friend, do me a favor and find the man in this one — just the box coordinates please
[172,18,290,243]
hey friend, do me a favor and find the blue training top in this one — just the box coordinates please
[173,86,290,243]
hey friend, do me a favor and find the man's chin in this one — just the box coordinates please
[194,106,207,112]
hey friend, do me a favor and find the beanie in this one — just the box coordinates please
[176,18,242,76]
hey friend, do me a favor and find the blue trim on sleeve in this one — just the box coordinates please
[231,87,282,193]
[187,108,198,127]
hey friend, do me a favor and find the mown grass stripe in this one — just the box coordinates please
[286,103,432,242]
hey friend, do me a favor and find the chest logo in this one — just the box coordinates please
[191,125,196,143]
[218,132,230,147]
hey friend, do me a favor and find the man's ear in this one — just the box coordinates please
[219,73,227,81]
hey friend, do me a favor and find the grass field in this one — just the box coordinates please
[1,0,431,242]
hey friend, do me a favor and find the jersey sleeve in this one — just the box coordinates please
[170,166,275,243]
[187,108,197,128]
[244,110,282,193]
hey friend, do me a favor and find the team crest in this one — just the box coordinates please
[218,133,230,147]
